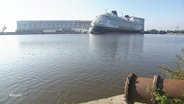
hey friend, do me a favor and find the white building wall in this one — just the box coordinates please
[16,20,91,33]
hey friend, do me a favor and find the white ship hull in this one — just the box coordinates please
[89,26,143,34]
[89,11,144,34]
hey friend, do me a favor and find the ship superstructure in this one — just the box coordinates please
[89,11,144,34]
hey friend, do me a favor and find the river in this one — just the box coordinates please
[0,34,184,104]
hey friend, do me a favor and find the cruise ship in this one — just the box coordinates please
[89,10,144,34]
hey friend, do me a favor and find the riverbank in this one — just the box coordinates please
[80,94,143,104]
[1,32,184,35]
[144,29,184,34]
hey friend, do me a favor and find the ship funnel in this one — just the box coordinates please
[111,10,118,16]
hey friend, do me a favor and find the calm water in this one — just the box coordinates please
[0,34,184,104]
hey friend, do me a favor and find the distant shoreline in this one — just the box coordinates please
[144,29,184,34]
[1,31,184,35]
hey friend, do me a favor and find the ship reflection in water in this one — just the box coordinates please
[89,34,144,67]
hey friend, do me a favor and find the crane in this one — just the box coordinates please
[2,24,7,33]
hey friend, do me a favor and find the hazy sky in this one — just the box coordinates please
[1,0,184,31]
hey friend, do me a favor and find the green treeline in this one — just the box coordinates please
[144,29,184,34]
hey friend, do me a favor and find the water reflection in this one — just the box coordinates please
[89,34,144,51]
[89,34,144,63]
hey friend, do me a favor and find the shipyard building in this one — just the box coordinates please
[16,20,91,33]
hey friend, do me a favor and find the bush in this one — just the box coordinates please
[154,92,184,104]
[158,55,184,80]
[156,50,184,104]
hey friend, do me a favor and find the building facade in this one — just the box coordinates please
[16,20,91,33]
